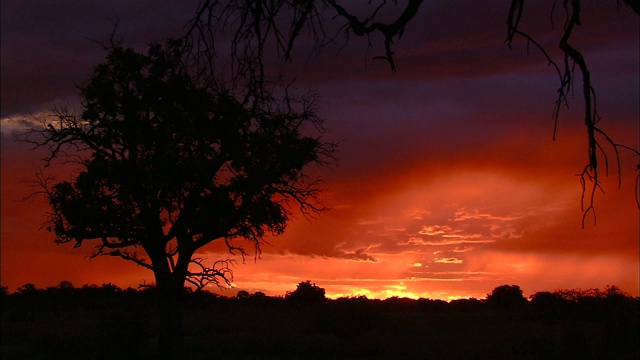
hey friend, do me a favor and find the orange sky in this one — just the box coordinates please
[1,1,638,300]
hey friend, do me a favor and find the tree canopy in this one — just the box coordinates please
[25,39,335,292]
[285,280,327,302]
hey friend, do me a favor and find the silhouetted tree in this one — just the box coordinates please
[448,297,484,312]
[23,39,335,357]
[485,284,528,310]
[529,291,561,306]
[529,291,568,321]
[99,282,121,293]
[285,280,326,303]
[16,283,37,294]
[236,290,251,299]
[251,291,267,300]
[58,280,74,289]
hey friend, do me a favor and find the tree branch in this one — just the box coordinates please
[185,258,235,291]
[507,0,640,224]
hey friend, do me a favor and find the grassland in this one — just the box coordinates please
[2,285,638,359]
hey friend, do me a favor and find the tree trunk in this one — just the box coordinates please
[158,290,185,358]
[154,273,187,359]
[146,238,194,358]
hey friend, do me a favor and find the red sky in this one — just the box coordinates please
[1,0,638,300]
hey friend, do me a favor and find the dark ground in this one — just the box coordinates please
[1,286,638,359]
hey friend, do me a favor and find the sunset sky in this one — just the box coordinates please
[1,1,638,301]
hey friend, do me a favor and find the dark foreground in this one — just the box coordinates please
[2,285,638,359]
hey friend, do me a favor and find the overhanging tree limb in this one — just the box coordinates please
[507,0,640,224]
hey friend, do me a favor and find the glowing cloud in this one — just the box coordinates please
[418,225,452,236]
[453,208,523,222]
[434,257,463,264]
[398,238,495,246]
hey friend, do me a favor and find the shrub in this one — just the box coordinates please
[486,285,527,310]
[285,281,326,303]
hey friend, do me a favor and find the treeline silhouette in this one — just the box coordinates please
[2,281,638,359]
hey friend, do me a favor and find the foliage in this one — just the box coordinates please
[236,290,267,300]
[2,282,638,359]
[485,284,528,309]
[24,40,335,293]
[285,280,326,303]
[16,283,37,294]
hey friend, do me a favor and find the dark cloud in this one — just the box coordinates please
[336,247,378,262]
[1,0,197,117]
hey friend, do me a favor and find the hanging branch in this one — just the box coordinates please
[183,0,425,88]
[507,0,640,225]
[327,0,424,72]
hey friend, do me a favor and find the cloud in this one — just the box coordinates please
[1,109,65,136]
[418,225,452,236]
[1,0,196,118]
[385,226,407,232]
[398,237,495,247]
[356,216,389,226]
[453,208,523,222]
[336,248,378,262]
[441,233,483,239]
[1,116,38,136]
[434,257,463,264]
[405,208,432,220]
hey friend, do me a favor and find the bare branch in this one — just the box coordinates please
[327,0,424,71]
[507,0,640,223]
[185,258,236,291]
[102,249,154,270]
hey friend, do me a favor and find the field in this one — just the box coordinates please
[2,287,638,359]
